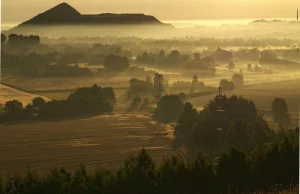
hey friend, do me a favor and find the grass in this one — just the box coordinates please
[254,185,299,194]
[0,113,179,175]
[0,84,51,106]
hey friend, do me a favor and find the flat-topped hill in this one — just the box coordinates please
[13,2,170,27]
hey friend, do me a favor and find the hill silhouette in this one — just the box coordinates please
[21,2,81,25]
[13,2,171,27]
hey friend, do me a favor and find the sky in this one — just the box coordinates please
[1,0,299,22]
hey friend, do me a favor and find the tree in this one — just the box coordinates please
[1,34,7,44]
[24,104,34,119]
[159,49,165,58]
[232,73,244,87]
[128,78,153,99]
[228,61,235,71]
[189,75,199,94]
[177,102,198,136]
[271,98,291,126]
[4,100,24,120]
[217,146,252,193]
[103,55,129,72]
[168,50,181,63]
[193,53,201,61]
[219,79,235,91]
[153,73,166,101]
[153,95,184,123]
[32,97,46,110]
[247,64,252,71]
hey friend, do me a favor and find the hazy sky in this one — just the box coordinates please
[2,0,299,22]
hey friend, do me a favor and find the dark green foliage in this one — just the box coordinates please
[271,98,291,126]
[128,78,153,99]
[8,34,40,45]
[176,95,272,154]
[153,73,166,101]
[217,146,252,193]
[32,97,46,110]
[0,85,115,123]
[220,79,235,91]
[0,134,298,194]
[211,47,233,62]
[103,54,130,72]
[153,95,184,123]
[177,92,188,102]
[1,33,7,44]
[3,100,24,121]
[2,52,91,77]
[177,102,198,136]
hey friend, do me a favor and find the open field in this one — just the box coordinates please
[0,113,180,175]
[0,84,51,106]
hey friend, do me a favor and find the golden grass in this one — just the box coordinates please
[0,84,51,106]
[0,113,180,175]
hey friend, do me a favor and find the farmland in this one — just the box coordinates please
[0,113,179,175]
[0,84,50,106]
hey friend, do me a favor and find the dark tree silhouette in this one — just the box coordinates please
[271,98,291,126]
[103,54,129,72]
[153,73,166,101]
[153,95,184,122]
[228,61,235,71]
[193,52,201,61]
[219,79,235,91]
[232,73,244,87]
[4,100,24,120]
[1,34,7,44]
[32,97,46,109]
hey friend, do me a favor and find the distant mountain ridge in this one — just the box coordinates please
[14,2,170,27]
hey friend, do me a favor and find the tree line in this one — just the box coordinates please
[0,85,116,123]
[0,133,298,194]
[1,33,40,45]
[153,94,294,156]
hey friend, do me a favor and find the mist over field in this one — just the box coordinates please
[0,2,299,193]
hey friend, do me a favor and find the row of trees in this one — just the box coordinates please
[135,50,216,77]
[0,85,115,122]
[0,134,298,194]
[127,73,167,101]
[1,33,40,45]
[1,52,92,77]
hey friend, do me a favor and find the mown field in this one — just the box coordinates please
[0,114,179,175]
[0,84,51,106]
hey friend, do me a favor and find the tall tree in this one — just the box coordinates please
[271,98,291,126]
